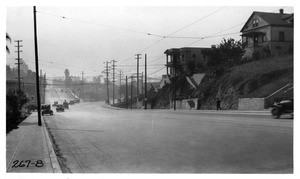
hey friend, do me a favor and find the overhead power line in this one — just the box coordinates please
[119,6,226,64]
[148,67,165,76]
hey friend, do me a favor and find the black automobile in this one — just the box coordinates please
[69,100,75,105]
[63,100,69,109]
[271,100,293,119]
[52,101,58,107]
[74,98,80,103]
[41,104,54,116]
[56,104,65,112]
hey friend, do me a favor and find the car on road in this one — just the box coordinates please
[271,100,293,119]
[41,104,53,116]
[56,104,65,112]
[52,101,58,107]
[69,100,75,105]
[74,98,80,103]
[63,100,69,109]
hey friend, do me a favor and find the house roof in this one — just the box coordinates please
[240,11,294,32]
[164,47,210,54]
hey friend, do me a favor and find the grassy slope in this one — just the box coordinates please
[121,55,293,110]
[194,55,293,109]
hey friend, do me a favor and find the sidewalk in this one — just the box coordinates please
[6,112,62,173]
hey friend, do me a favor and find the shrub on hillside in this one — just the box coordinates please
[6,90,29,132]
[203,38,246,68]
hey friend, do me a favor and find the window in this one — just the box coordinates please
[192,54,196,59]
[279,31,285,41]
[181,54,185,61]
[252,19,259,27]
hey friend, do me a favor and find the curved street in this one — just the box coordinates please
[43,86,293,173]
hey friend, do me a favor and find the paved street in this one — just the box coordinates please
[42,86,293,173]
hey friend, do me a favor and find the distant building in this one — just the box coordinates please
[240,9,294,58]
[164,47,210,77]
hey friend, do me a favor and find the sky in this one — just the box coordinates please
[5,4,294,82]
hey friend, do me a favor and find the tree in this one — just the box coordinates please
[6,33,11,53]
[64,69,72,86]
[203,38,246,67]
[64,69,70,79]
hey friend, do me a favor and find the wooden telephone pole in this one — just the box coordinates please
[33,6,42,126]
[15,40,23,95]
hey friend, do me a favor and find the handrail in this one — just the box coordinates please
[264,83,293,99]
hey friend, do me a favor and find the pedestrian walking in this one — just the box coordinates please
[216,98,221,111]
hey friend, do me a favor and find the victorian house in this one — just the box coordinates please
[240,9,293,58]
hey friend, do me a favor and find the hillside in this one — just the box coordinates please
[151,55,293,110]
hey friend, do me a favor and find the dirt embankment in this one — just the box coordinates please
[151,55,293,110]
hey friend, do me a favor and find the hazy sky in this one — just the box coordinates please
[5,5,294,81]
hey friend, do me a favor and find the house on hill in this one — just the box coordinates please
[240,9,293,58]
[164,47,210,77]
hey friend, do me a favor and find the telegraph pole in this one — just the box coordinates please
[173,55,177,110]
[135,54,141,108]
[106,61,110,105]
[81,71,84,100]
[44,73,46,104]
[112,60,116,105]
[119,70,122,101]
[145,54,147,109]
[15,40,23,95]
[33,6,42,126]
[141,72,143,96]
[125,76,128,109]
[131,75,133,109]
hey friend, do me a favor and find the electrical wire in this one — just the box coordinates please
[119,6,226,65]
[148,67,165,76]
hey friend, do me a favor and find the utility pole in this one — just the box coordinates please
[131,75,133,109]
[145,54,147,109]
[135,54,141,108]
[33,6,42,126]
[125,76,128,109]
[44,73,46,104]
[15,40,23,95]
[81,71,84,100]
[141,72,143,96]
[173,54,177,110]
[119,70,123,101]
[106,61,110,105]
[111,60,116,105]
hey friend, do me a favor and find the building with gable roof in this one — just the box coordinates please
[240,9,293,58]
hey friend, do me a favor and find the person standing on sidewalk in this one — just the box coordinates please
[216,98,221,111]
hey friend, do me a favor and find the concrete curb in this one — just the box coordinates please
[42,117,62,173]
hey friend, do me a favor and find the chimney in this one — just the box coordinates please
[211,45,216,48]
[279,9,284,14]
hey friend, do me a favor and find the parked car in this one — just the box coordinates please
[63,100,69,109]
[41,104,53,116]
[52,101,58,107]
[56,104,65,112]
[74,98,80,103]
[69,100,75,105]
[271,100,293,119]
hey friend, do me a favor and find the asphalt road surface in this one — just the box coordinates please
[43,86,293,173]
